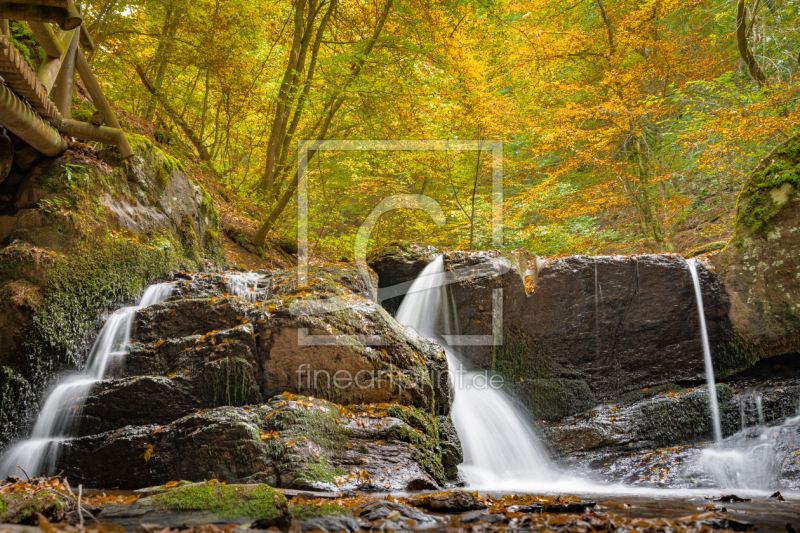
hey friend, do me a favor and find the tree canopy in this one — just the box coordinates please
[82,0,800,256]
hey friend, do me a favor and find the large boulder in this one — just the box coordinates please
[56,264,459,489]
[373,249,726,411]
[500,254,727,404]
[712,133,800,370]
[60,394,449,491]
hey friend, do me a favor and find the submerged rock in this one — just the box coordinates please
[407,489,487,512]
[354,499,436,523]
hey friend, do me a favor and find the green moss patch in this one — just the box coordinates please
[737,134,800,235]
[150,484,285,520]
[684,240,727,258]
[516,378,598,422]
[0,489,71,524]
[20,233,191,385]
[0,366,37,448]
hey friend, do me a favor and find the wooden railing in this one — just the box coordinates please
[0,1,132,159]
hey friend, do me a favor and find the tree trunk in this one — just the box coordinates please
[736,0,768,85]
[145,9,175,121]
[469,142,482,250]
[254,0,394,246]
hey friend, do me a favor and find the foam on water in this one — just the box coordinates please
[0,283,173,478]
[395,256,557,489]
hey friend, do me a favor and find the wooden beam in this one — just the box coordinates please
[79,22,93,52]
[0,81,67,156]
[0,33,62,124]
[0,19,8,36]
[59,118,132,158]
[0,2,82,31]
[54,28,77,116]
[36,27,76,94]
[11,1,72,6]
[75,47,132,157]
[28,21,64,56]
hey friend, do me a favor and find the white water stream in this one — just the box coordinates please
[395,256,556,488]
[687,259,723,443]
[0,283,173,478]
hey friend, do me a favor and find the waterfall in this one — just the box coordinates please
[395,256,556,489]
[226,272,262,302]
[687,259,722,443]
[0,283,173,478]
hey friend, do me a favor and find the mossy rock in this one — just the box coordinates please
[684,240,727,259]
[0,366,37,449]
[151,483,285,520]
[736,134,800,235]
[0,487,72,524]
[711,132,800,365]
[512,378,598,422]
[288,503,350,520]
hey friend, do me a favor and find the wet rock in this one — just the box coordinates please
[294,514,360,532]
[437,415,463,480]
[575,419,800,490]
[59,407,271,489]
[367,241,440,315]
[712,134,800,370]
[544,377,800,456]
[713,495,751,502]
[131,297,251,345]
[369,247,729,414]
[129,267,452,416]
[543,384,738,455]
[698,518,756,531]
[59,395,448,490]
[544,500,596,513]
[499,254,727,403]
[407,489,487,512]
[459,510,508,524]
[354,499,436,523]
[515,502,544,513]
[0,367,37,449]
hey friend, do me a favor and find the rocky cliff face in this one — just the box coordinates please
[56,264,460,490]
[368,247,728,420]
[0,135,223,449]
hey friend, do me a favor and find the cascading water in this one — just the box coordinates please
[395,256,556,489]
[687,259,722,443]
[0,283,173,478]
[226,272,262,302]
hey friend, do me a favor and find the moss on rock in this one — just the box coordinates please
[737,135,800,235]
[0,366,37,448]
[150,483,285,520]
[514,378,598,422]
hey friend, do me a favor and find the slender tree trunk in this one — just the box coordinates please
[736,0,768,85]
[145,9,175,121]
[469,142,482,250]
[634,137,665,251]
[254,0,394,246]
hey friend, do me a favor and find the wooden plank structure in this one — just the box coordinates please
[0,1,132,158]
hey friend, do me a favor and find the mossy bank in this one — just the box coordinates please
[0,135,223,448]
